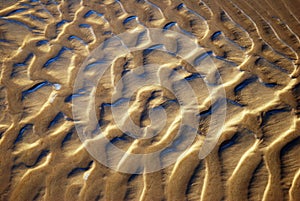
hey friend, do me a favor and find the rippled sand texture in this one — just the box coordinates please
[1,0,300,200]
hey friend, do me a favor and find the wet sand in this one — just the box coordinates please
[0,0,300,200]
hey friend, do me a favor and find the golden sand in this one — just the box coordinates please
[0,0,300,200]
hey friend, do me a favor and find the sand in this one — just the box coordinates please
[0,0,300,200]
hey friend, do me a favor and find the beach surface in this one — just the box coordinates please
[0,0,300,200]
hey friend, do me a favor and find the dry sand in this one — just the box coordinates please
[0,0,300,200]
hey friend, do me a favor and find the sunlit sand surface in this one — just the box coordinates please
[0,0,300,200]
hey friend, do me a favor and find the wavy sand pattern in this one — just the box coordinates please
[0,0,300,200]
